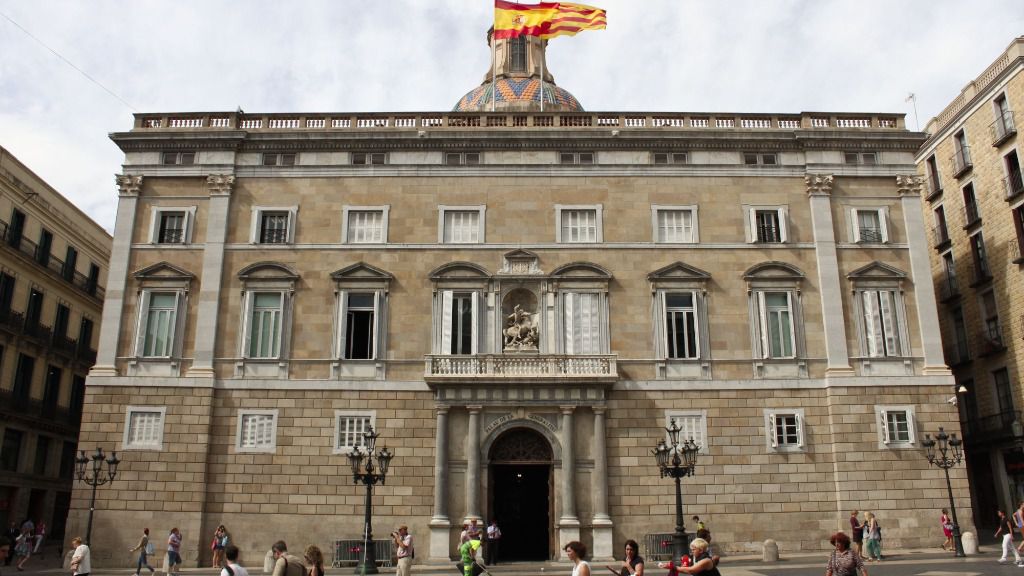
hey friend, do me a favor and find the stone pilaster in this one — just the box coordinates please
[897,174,950,375]
[591,406,613,560]
[466,406,482,522]
[90,175,142,377]
[805,174,855,376]
[558,405,579,558]
[186,174,235,377]
[429,406,452,563]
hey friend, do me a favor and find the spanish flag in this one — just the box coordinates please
[494,1,607,40]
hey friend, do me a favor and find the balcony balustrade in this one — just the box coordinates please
[991,110,1017,146]
[1006,171,1024,202]
[0,308,96,366]
[963,409,1019,446]
[0,219,105,301]
[424,353,617,383]
[951,146,973,177]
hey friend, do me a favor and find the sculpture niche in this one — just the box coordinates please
[503,304,540,351]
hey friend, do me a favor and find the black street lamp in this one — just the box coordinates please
[347,427,394,575]
[652,418,700,562]
[921,427,965,558]
[74,447,120,546]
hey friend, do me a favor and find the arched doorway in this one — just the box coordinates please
[488,428,552,561]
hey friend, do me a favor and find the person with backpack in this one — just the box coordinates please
[167,528,183,576]
[270,541,306,576]
[221,545,249,576]
[129,528,156,576]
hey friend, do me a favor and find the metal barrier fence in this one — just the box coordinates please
[332,539,395,568]
[643,533,676,562]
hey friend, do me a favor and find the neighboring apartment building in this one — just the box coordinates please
[916,36,1024,527]
[71,31,967,566]
[0,146,110,539]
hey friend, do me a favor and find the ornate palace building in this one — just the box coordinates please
[0,146,110,539]
[915,36,1024,528]
[72,31,969,565]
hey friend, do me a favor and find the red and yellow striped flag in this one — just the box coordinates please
[494,1,606,40]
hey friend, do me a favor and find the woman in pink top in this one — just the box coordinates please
[940,509,953,551]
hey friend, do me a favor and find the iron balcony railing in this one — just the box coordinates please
[924,174,943,200]
[0,308,97,366]
[0,387,78,429]
[951,146,973,177]
[1006,171,1024,202]
[932,226,951,248]
[858,227,883,243]
[963,409,1019,445]
[938,274,959,301]
[964,201,982,227]
[991,110,1017,146]
[0,219,105,301]
[158,228,185,244]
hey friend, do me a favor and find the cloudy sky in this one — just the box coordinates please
[1,0,1022,232]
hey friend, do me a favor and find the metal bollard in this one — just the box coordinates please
[762,539,779,562]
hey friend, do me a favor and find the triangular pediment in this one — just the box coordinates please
[743,261,805,280]
[847,261,907,280]
[647,261,711,281]
[503,249,537,260]
[550,261,612,279]
[132,261,195,281]
[237,261,300,280]
[331,262,394,281]
[429,261,491,280]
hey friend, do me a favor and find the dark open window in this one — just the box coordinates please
[13,354,34,402]
[1,429,23,472]
[509,36,527,72]
[25,289,43,326]
[54,304,70,338]
[450,293,474,354]
[37,229,53,266]
[344,293,375,360]
[63,246,78,281]
[0,273,14,314]
[43,366,61,411]
[33,435,50,476]
[8,209,25,247]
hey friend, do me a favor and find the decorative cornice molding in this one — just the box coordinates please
[805,173,834,196]
[115,174,143,196]
[206,173,236,196]
[895,174,924,197]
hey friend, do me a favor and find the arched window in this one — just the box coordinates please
[509,36,527,72]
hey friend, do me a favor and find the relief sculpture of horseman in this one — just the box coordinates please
[503,304,539,350]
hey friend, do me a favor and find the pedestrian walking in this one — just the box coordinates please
[129,528,156,576]
[32,522,45,556]
[606,539,643,576]
[996,510,1024,565]
[13,528,31,571]
[849,510,864,559]
[656,538,719,576]
[863,512,881,561]
[484,520,501,566]
[1016,502,1024,553]
[392,525,413,576]
[940,509,954,551]
[270,541,305,576]
[69,537,91,576]
[167,528,183,576]
[303,545,324,576]
[564,541,590,576]
[221,545,249,576]
[824,532,866,576]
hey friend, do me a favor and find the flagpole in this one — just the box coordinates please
[539,38,545,112]
[491,30,497,112]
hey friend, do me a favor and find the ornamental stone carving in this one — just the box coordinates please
[896,174,924,196]
[503,304,540,351]
[804,173,834,196]
[206,174,236,196]
[115,174,143,196]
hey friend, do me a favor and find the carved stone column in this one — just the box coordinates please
[90,175,143,376]
[186,174,235,377]
[805,174,855,376]
[897,175,950,375]
[558,405,579,557]
[429,406,452,562]
[591,406,613,560]
[466,406,482,522]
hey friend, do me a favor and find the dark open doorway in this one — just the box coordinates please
[489,428,552,561]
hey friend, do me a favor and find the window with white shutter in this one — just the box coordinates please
[236,410,278,452]
[123,406,166,450]
[563,292,602,354]
[439,206,486,244]
[556,205,603,243]
[665,411,708,453]
[439,291,479,355]
[664,292,699,359]
[754,291,795,359]
[250,207,297,244]
[653,207,698,243]
[874,405,916,448]
[245,292,283,359]
[343,206,389,244]
[334,412,376,453]
[860,290,902,357]
[745,206,788,243]
[139,292,179,358]
[764,408,805,452]
[851,208,888,243]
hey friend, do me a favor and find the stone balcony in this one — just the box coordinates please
[424,353,618,384]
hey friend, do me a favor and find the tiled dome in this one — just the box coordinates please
[454,78,584,112]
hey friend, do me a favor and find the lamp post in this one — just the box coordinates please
[74,447,120,546]
[652,418,700,562]
[921,427,965,557]
[347,426,394,575]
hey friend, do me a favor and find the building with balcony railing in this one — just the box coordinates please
[0,146,110,541]
[70,28,966,568]
[917,36,1024,528]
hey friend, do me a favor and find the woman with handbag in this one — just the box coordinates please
[129,528,156,576]
[212,526,229,568]
[940,509,953,551]
[825,532,867,576]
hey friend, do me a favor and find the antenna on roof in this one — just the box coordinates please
[905,93,919,131]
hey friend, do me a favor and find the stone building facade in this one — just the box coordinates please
[915,36,1024,527]
[0,146,110,539]
[71,33,970,566]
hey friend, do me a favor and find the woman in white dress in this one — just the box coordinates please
[564,541,590,576]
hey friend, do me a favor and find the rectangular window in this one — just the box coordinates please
[970,233,990,281]
[744,152,777,165]
[123,407,165,450]
[765,409,804,451]
[941,252,958,298]
[86,263,100,295]
[876,406,915,446]
[352,152,386,165]
[933,205,949,245]
[860,290,902,357]
[509,36,527,72]
[247,292,282,358]
[852,209,887,243]
[1005,149,1023,200]
[560,209,598,243]
[664,293,698,359]
[25,288,43,326]
[60,440,77,479]
[950,307,970,363]
[443,210,482,244]
[37,229,52,266]
[439,291,478,355]
[335,412,375,453]
[653,152,688,165]
[137,291,180,358]
[994,94,1015,143]
[952,130,972,175]
[162,152,195,165]
[559,152,594,165]
[563,292,602,354]
[259,211,290,244]
[445,152,481,165]
[751,209,786,243]
[344,293,376,360]
[665,412,707,453]
[33,435,50,476]
[347,210,385,243]
[963,183,980,226]
[0,273,14,313]
[157,211,187,244]
[43,366,61,410]
[844,152,877,165]
[926,154,942,196]
[63,246,78,281]
[236,410,278,452]
[13,354,34,401]
[1014,205,1024,261]
[655,208,696,243]
[980,290,1002,346]
[0,429,23,472]
[995,369,1015,414]
[756,292,795,359]
[54,304,70,339]
[262,153,297,166]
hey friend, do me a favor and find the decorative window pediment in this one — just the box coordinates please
[331,262,394,288]
[743,261,805,283]
[847,261,907,283]
[238,262,300,290]
[648,261,711,286]
[550,262,612,280]
[132,262,195,287]
[429,262,492,283]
